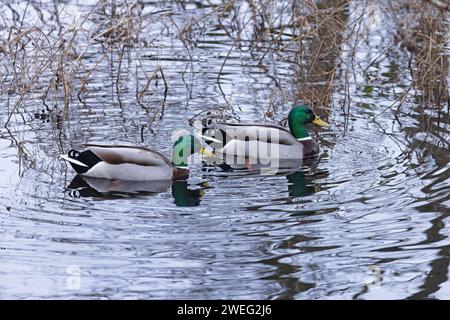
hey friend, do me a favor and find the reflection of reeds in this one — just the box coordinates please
[383,0,450,171]
[0,0,381,129]
[0,0,167,129]
[295,0,349,119]
[392,1,449,109]
[185,0,352,123]
[411,13,448,107]
[1,0,448,159]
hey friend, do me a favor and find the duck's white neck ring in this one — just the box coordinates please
[297,137,312,141]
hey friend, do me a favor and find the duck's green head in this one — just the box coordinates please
[287,105,329,139]
[171,135,211,168]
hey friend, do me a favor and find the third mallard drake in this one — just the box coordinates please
[200,105,329,160]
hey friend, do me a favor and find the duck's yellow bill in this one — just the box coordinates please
[199,147,214,157]
[313,116,329,127]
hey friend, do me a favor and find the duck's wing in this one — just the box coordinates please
[83,144,172,167]
[203,123,298,146]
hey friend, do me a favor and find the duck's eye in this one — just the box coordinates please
[178,149,183,158]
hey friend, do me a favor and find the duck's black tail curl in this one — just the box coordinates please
[68,149,80,160]
[201,127,229,149]
[63,149,102,174]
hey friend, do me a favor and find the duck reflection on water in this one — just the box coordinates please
[67,175,207,207]
[204,155,322,199]
[67,155,322,207]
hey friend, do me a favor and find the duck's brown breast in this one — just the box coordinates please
[300,139,320,158]
[172,167,190,180]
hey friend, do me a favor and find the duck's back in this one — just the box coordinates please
[203,123,303,160]
[218,123,298,145]
[85,144,171,167]
[82,144,173,181]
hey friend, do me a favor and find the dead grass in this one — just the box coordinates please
[0,0,448,157]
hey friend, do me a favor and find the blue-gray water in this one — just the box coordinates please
[0,0,449,299]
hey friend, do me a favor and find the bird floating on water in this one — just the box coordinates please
[60,135,212,181]
[200,105,329,160]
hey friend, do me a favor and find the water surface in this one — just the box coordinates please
[0,0,449,299]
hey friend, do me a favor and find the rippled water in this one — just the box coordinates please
[0,0,449,299]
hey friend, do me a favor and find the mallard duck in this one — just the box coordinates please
[200,105,329,160]
[60,135,211,181]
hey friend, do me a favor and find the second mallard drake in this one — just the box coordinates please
[60,135,210,181]
[201,105,329,160]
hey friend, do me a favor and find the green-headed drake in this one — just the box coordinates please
[60,135,211,181]
[201,105,329,160]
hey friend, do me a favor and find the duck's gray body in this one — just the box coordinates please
[61,144,175,181]
[202,123,317,160]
